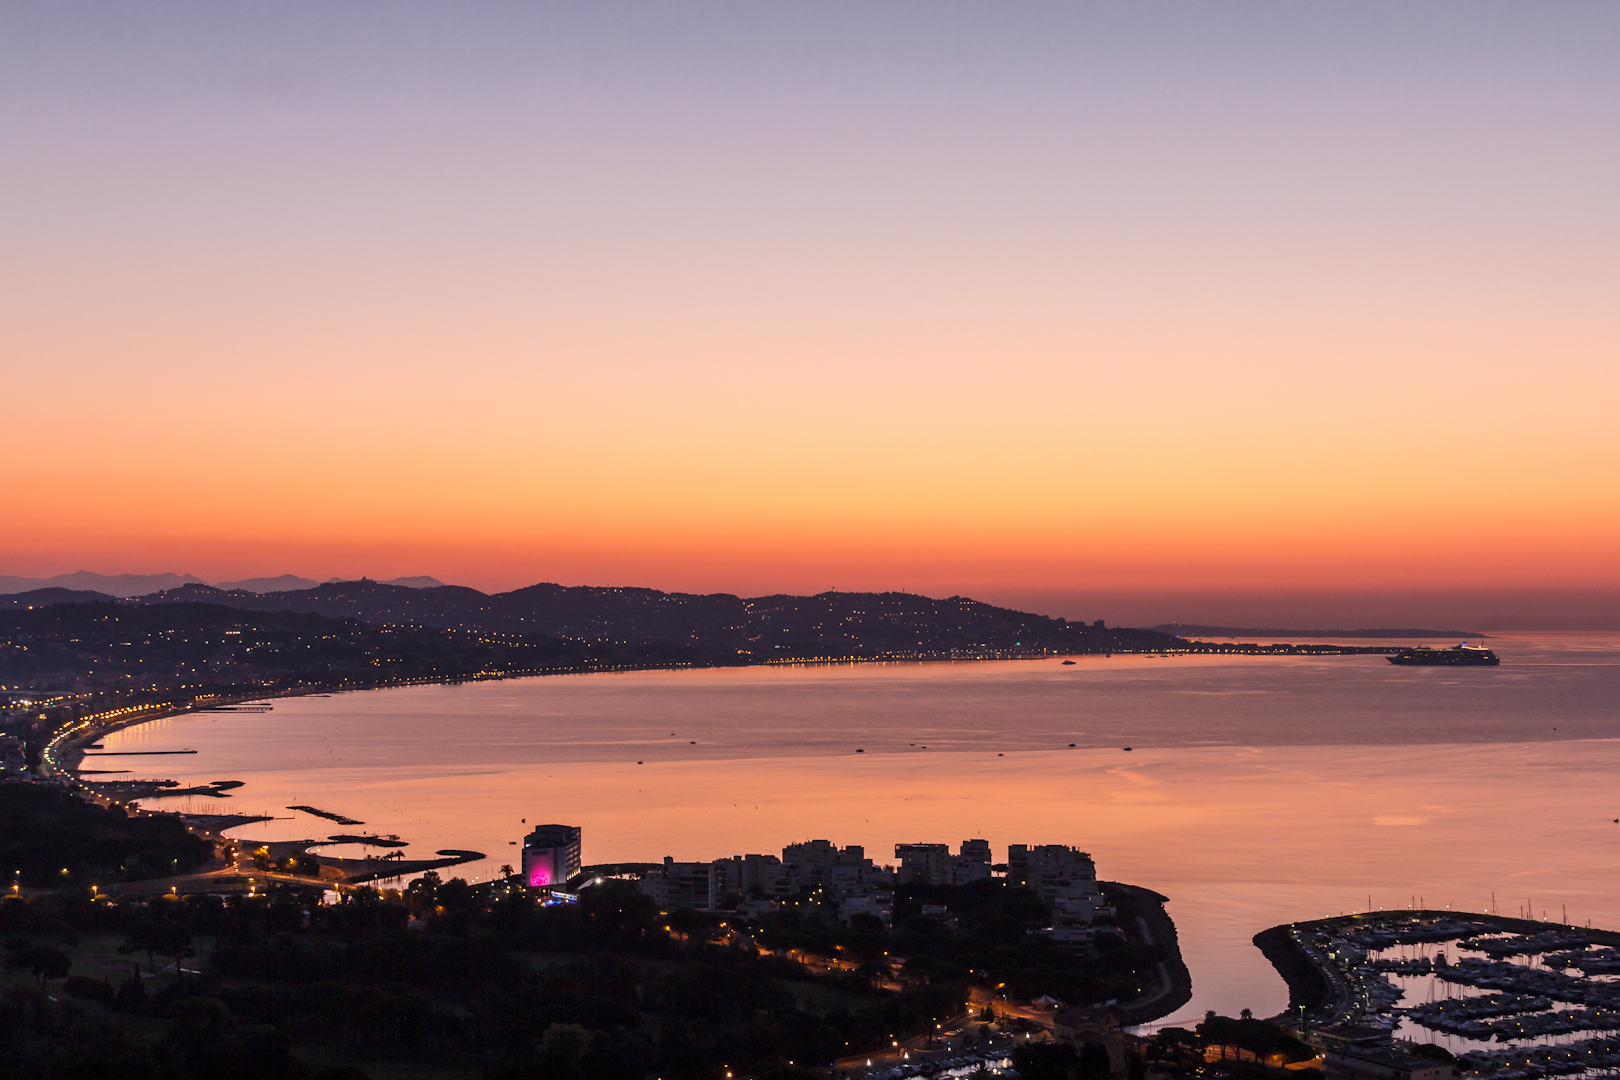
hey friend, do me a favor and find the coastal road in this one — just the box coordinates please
[831,1006,1025,1076]
[1290,927,1355,1024]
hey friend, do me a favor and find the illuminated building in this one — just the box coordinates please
[522,824,581,888]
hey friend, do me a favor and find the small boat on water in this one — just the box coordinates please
[1388,644,1500,666]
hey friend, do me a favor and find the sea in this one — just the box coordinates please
[95,631,1620,1030]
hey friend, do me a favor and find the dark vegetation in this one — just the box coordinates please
[1193,1015,1313,1062]
[1014,1040,1114,1080]
[0,879,970,1080]
[887,879,1162,1005]
[0,786,1180,1079]
[1143,1015,1319,1080]
[1106,882,1192,1023]
[0,783,211,887]
[669,877,1167,1015]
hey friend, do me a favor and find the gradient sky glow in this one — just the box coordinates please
[3,3,1618,626]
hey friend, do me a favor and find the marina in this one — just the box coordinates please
[1261,912,1620,1074]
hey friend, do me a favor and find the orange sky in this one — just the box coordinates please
[3,4,1617,623]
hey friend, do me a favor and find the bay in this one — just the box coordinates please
[100,631,1620,1028]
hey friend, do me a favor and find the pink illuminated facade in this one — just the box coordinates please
[522,824,582,889]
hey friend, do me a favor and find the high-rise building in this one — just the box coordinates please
[894,842,951,884]
[715,853,786,897]
[1009,844,1112,923]
[783,840,888,891]
[522,824,582,888]
[641,858,717,909]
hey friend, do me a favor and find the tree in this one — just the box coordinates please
[536,1022,594,1079]
[581,880,661,940]
[668,906,710,937]
[115,963,147,1013]
[406,868,441,915]
[152,917,196,981]
[848,912,884,937]
[1079,1041,1113,1080]
[121,916,193,979]
[6,943,71,984]
[437,876,477,915]
[160,996,303,1080]
[1013,1041,1080,1080]
[120,917,161,972]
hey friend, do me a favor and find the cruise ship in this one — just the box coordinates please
[1387,643,1500,666]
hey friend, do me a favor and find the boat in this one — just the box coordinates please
[1388,644,1500,666]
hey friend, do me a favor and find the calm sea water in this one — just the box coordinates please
[100,631,1620,1027]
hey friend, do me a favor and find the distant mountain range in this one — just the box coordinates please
[0,572,207,596]
[0,572,446,597]
[1150,624,1486,639]
[0,579,1155,659]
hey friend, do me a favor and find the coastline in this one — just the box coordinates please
[40,659,713,782]
[1105,881,1196,1026]
[38,636,1403,785]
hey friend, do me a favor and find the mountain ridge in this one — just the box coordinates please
[0,572,447,596]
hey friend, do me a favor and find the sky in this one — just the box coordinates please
[2,3,1617,627]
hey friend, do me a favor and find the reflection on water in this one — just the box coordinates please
[1373,940,1620,1054]
[99,632,1620,1027]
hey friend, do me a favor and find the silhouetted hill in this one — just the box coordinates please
[0,587,119,608]
[0,572,451,596]
[131,581,1170,658]
[1,601,692,700]
[0,571,205,596]
[213,574,322,592]
[375,575,448,589]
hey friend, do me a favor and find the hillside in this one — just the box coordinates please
[0,601,697,702]
[123,580,1172,658]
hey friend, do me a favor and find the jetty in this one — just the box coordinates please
[287,804,365,825]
